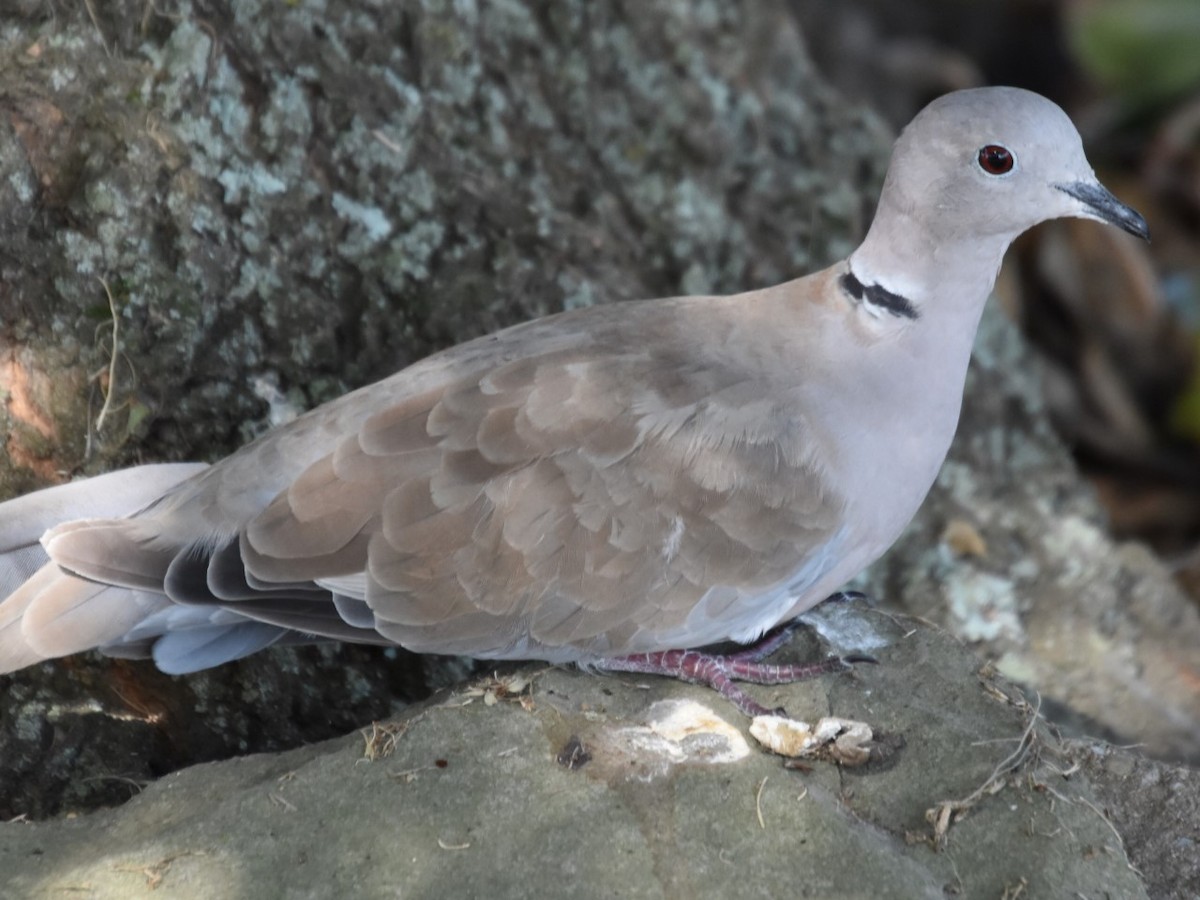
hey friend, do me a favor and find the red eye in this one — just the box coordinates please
[978,144,1014,175]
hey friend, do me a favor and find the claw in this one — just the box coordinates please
[842,653,878,666]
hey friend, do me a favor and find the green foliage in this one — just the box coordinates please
[1071,0,1200,110]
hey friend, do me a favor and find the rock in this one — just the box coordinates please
[0,621,1150,899]
[1081,742,1200,900]
[0,0,885,480]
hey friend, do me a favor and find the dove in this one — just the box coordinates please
[0,87,1148,716]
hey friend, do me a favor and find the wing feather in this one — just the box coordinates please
[11,293,849,669]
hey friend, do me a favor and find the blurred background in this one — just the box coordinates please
[796,0,1200,592]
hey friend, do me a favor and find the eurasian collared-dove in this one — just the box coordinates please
[0,87,1148,716]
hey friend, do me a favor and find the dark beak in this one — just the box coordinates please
[1055,181,1150,241]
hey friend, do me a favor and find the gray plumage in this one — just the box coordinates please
[0,88,1148,676]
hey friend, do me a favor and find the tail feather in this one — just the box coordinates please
[102,605,294,671]
[0,563,57,673]
[0,464,206,592]
[21,570,171,660]
[0,462,376,676]
[44,519,181,592]
[0,563,166,673]
[0,464,206,553]
[0,544,56,603]
[0,464,206,673]
[150,622,286,674]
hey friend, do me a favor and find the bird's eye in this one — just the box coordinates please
[977,144,1014,175]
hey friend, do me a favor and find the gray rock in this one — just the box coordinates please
[0,621,1150,899]
[0,0,885,481]
[1082,741,1200,900]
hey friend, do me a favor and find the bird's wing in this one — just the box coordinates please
[33,293,848,662]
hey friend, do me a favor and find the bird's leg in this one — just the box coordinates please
[596,594,876,718]
[597,649,858,718]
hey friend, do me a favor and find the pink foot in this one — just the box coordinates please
[595,611,875,718]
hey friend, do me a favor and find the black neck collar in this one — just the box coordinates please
[839,271,919,321]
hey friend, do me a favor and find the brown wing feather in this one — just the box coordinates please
[29,292,846,663]
[237,299,845,658]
